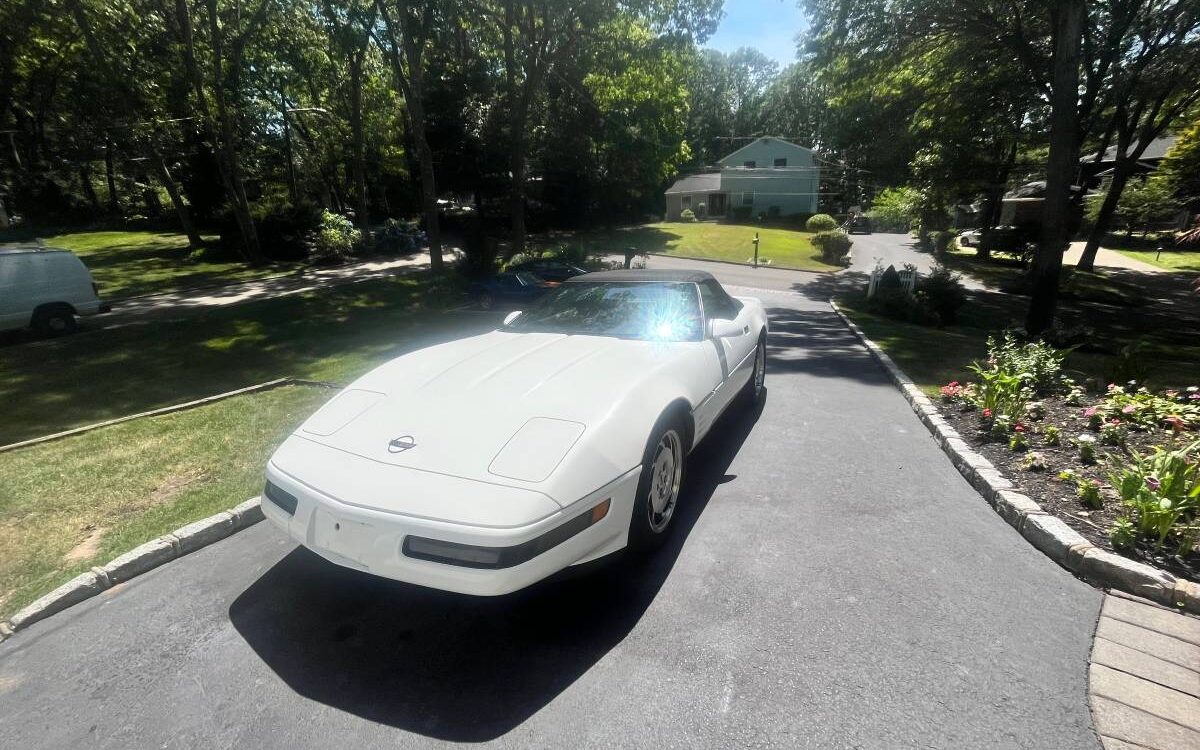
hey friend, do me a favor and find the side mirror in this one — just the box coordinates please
[503,310,523,325]
[709,318,743,339]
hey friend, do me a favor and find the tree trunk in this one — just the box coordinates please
[104,137,119,213]
[152,149,203,247]
[407,93,443,272]
[349,55,369,238]
[1077,164,1131,272]
[79,164,101,210]
[509,108,528,255]
[1025,0,1083,336]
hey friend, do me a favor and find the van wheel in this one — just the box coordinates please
[33,305,77,337]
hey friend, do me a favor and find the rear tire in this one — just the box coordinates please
[628,411,689,552]
[33,305,76,337]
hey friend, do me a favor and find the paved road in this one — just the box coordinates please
[0,250,1103,748]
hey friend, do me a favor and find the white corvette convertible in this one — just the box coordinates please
[263,270,767,595]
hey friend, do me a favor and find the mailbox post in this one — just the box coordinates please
[752,232,760,268]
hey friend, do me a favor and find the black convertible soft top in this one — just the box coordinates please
[565,269,715,283]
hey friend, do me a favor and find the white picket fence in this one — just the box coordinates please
[866,265,919,298]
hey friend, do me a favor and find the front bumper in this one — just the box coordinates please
[262,462,641,596]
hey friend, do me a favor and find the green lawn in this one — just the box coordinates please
[1113,248,1200,273]
[535,222,840,272]
[837,294,1200,396]
[0,272,485,445]
[944,246,1148,306]
[44,230,290,300]
[0,384,330,620]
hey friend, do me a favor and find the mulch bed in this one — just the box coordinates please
[940,396,1199,583]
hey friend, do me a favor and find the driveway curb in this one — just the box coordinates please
[829,299,1200,616]
[0,498,265,640]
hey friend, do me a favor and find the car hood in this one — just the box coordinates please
[293,330,691,490]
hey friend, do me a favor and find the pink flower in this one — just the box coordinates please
[1084,407,1098,416]
[1122,405,1136,414]
[983,408,992,418]
[1014,424,1026,433]
[1107,383,1117,392]
[1145,476,1161,492]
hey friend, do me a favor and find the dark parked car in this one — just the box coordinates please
[507,258,588,282]
[845,214,872,234]
[469,271,555,310]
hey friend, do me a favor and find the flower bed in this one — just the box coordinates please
[939,335,1199,583]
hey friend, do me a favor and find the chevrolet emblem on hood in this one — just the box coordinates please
[387,435,417,453]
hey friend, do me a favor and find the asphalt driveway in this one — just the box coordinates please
[0,251,1103,748]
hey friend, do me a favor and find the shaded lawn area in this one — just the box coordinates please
[45,230,291,300]
[943,246,1149,307]
[837,286,1200,396]
[1113,247,1200,274]
[0,385,335,619]
[534,222,840,272]
[0,272,492,444]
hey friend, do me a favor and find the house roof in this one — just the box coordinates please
[1089,135,1178,164]
[664,172,721,194]
[717,136,812,166]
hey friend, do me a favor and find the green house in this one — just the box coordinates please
[664,137,820,221]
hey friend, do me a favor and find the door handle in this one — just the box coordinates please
[742,325,750,334]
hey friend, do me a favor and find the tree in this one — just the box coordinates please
[1076,2,1200,270]
[374,0,445,271]
[1159,115,1200,209]
[168,0,273,263]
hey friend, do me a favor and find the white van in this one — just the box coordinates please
[0,245,109,335]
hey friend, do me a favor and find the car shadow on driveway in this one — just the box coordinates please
[228,397,765,742]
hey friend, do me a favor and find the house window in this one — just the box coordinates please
[682,195,691,207]
[743,160,756,168]
[742,191,754,207]
[774,158,787,168]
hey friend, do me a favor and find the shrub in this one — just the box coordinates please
[1092,383,1200,431]
[811,229,852,264]
[1109,517,1136,549]
[968,362,1030,422]
[1041,424,1061,446]
[502,251,537,271]
[916,264,966,325]
[680,208,696,222]
[986,332,1068,394]
[374,218,425,255]
[864,186,920,232]
[1076,479,1104,509]
[1022,452,1047,471]
[1076,433,1099,464]
[218,198,323,261]
[1108,441,1200,548]
[730,205,753,221]
[929,230,955,256]
[805,213,839,232]
[312,210,362,262]
[1009,429,1030,451]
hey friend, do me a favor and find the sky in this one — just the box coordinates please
[704,0,809,67]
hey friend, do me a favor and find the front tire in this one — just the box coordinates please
[628,412,688,551]
[741,334,766,406]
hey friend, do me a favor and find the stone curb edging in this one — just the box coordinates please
[0,377,341,455]
[0,498,264,641]
[828,299,1200,616]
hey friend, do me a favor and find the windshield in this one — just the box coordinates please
[504,281,702,341]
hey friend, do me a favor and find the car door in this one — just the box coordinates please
[699,280,756,411]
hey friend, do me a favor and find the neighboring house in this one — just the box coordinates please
[1079,134,1178,189]
[664,137,820,221]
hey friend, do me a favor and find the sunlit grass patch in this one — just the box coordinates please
[0,385,331,620]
